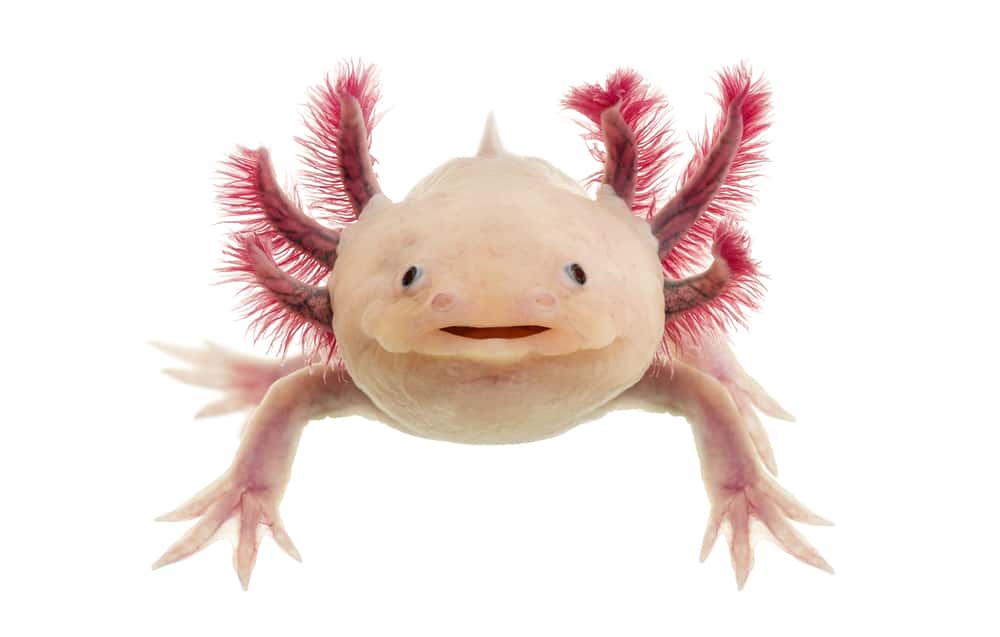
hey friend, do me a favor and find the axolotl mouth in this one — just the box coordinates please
[362,307,616,361]
[440,326,550,339]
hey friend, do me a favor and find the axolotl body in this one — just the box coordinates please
[153,62,832,590]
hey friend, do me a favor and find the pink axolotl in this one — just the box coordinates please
[153,61,832,590]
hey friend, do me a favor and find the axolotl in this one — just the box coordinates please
[153,62,832,590]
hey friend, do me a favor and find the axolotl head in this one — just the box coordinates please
[222,64,764,443]
[329,118,665,441]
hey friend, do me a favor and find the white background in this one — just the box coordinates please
[2,0,997,634]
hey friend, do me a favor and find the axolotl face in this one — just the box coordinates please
[330,153,665,443]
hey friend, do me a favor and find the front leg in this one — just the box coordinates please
[627,363,833,589]
[153,364,372,590]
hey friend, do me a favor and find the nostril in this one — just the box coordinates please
[431,292,455,311]
[534,291,557,309]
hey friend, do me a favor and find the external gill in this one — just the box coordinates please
[223,234,335,354]
[664,258,731,319]
[650,97,744,260]
[661,221,763,343]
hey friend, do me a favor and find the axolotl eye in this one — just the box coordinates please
[401,265,422,287]
[564,262,587,285]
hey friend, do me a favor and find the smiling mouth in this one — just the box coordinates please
[441,326,551,340]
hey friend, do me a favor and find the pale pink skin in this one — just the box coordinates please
[154,119,831,590]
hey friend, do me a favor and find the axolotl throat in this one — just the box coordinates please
[153,62,833,591]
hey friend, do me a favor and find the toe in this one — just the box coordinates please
[270,516,303,563]
[155,476,229,522]
[195,395,247,419]
[736,396,778,476]
[700,504,725,562]
[745,379,795,421]
[235,494,262,591]
[750,492,834,575]
[153,493,240,569]
[149,341,207,364]
[728,496,753,590]
[162,367,228,389]
[760,478,833,527]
